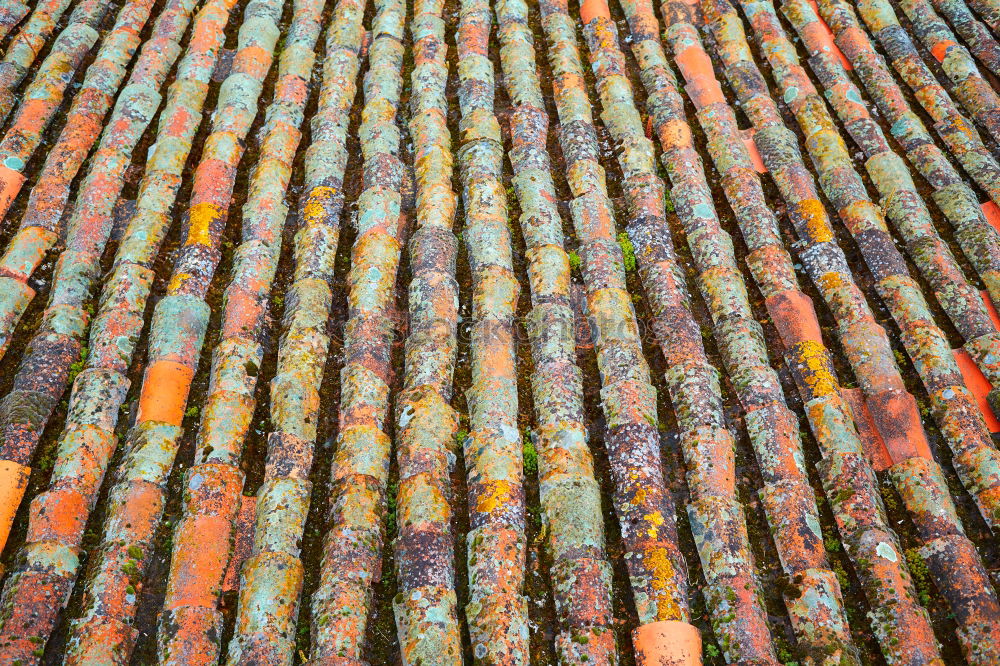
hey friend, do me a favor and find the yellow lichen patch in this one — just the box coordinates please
[816,269,846,293]
[473,480,515,515]
[794,339,838,397]
[186,202,222,247]
[632,482,648,507]
[645,508,664,539]
[303,185,337,224]
[644,543,684,621]
[167,271,194,293]
[794,198,834,243]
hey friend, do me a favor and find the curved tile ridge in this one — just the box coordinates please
[378,0,463,661]
[710,0,1000,659]
[0,0,241,661]
[0,0,201,359]
[668,1,984,661]
[0,0,208,658]
[454,0,530,661]
[712,0,1000,540]
[495,0,617,660]
[0,1,28,40]
[666,2,872,661]
[712,3,995,652]
[304,0,412,661]
[775,0,1000,428]
[0,1,198,542]
[809,0,1000,332]
[626,0,870,660]
[709,1,949,662]
[736,0,1000,537]
[0,0,163,554]
[541,0,702,660]
[0,0,112,231]
[61,0,285,661]
[593,0,804,661]
[897,0,1000,137]
[738,0,1000,660]
[782,0,1000,366]
[379,1,463,664]
[854,0,1000,206]
[156,0,326,662]
[848,0,1000,217]
[0,0,75,121]
[229,0,369,662]
[930,0,1000,76]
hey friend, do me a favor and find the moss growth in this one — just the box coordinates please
[656,163,676,214]
[67,345,89,385]
[185,406,199,419]
[522,434,538,475]
[568,250,581,272]
[35,449,55,473]
[122,559,140,580]
[385,479,399,536]
[905,547,933,606]
[832,558,850,592]
[775,639,796,664]
[832,487,855,504]
[617,232,636,272]
[879,482,900,514]
[917,397,931,420]
[527,502,542,531]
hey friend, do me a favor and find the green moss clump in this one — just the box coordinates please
[617,232,636,272]
[122,559,140,580]
[522,435,538,475]
[904,547,933,606]
[67,345,89,385]
[527,503,542,531]
[832,559,850,591]
[568,250,582,272]
[775,640,796,664]
[880,483,900,514]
